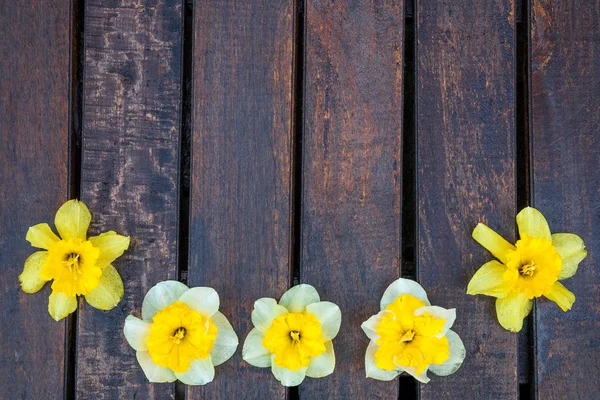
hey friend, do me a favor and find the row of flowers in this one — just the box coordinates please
[19,200,587,386]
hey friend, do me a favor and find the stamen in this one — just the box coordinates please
[519,261,536,277]
[400,329,416,343]
[171,327,186,345]
[290,330,301,342]
[62,253,82,276]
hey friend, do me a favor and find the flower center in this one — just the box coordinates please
[519,261,536,277]
[263,312,326,371]
[63,253,82,275]
[400,329,416,343]
[147,301,218,373]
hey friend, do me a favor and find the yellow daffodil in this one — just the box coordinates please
[19,199,130,321]
[242,284,341,387]
[468,207,587,332]
[361,278,465,383]
[123,281,238,385]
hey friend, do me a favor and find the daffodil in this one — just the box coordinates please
[467,207,587,332]
[361,278,465,383]
[19,199,130,321]
[242,284,341,387]
[123,281,238,385]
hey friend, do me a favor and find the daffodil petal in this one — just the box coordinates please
[175,356,215,385]
[136,351,177,383]
[210,311,238,366]
[251,298,288,334]
[516,207,551,241]
[472,223,516,264]
[242,328,271,367]
[19,251,50,293]
[381,278,430,310]
[54,199,92,240]
[279,284,320,313]
[544,281,575,311]
[141,280,189,321]
[552,233,587,280]
[305,301,341,340]
[495,292,533,332]
[26,223,60,250]
[429,329,465,376]
[361,310,390,341]
[89,231,130,269]
[48,291,78,321]
[123,315,151,351]
[84,265,124,310]
[271,355,307,386]
[467,260,513,298]
[365,341,400,381]
[402,366,430,384]
[306,340,335,378]
[178,287,219,317]
[414,306,456,338]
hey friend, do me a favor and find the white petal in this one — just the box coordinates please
[381,278,430,310]
[306,340,335,378]
[136,351,177,383]
[178,287,220,317]
[429,330,466,376]
[361,310,391,341]
[365,341,400,381]
[175,356,215,385]
[141,280,189,321]
[402,366,430,383]
[305,301,341,340]
[414,306,456,338]
[242,328,272,367]
[210,312,238,366]
[123,315,151,351]
[279,284,320,313]
[251,298,288,334]
[271,355,307,387]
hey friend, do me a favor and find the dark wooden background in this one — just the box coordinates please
[0,0,598,399]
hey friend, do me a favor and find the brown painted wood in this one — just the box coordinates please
[187,1,295,398]
[0,1,71,398]
[531,1,600,398]
[417,1,518,398]
[75,1,183,398]
[300,1,403,398]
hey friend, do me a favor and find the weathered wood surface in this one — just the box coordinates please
[417,1,518,398]
[300,1,404,398]
[75,0,183,398]
[531,1,600,398]
[187,0,295,398]
[0,1,71,398]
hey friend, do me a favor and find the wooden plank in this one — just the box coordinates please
[75,1,183,398]
[187,0,294,398]
[0,1,71,398]
[531,1,600,398]
[416,1,518,398]
[301,1,403,398]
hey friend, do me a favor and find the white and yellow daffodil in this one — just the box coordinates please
[19,199,130,321]
[468,207,587,332]
[123,281,238,385]
[361,278,465,383]
[242,284,341,387]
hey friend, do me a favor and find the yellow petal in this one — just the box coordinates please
[544,281,575,311]
[48,291,78,321]
[516,207,551,241]
[472,223,515,264]
[55,199,92,240]
[467,260,513,298]
[552,233,587,280]
[84,265,124,310]
[495,292,533,332]
[19,251,50,293]
[89,231,130,268]
[26,223,60,250]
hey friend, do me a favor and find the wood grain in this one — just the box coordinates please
[187,0,294,398]
[531,1,600,398]
[0,1,71,398]
[76,0,183,398]
[417,1,518,398]
[300,1,403,398]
